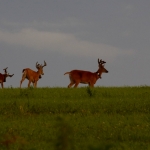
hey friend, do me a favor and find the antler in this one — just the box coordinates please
[98,59,101,64]
[36,62,40,69]
[42,61,47,68]
[98,59,106,65]
[3,67,8,74]
[36,61,47,69]
[9,74,14,77]
[101,60,106,64]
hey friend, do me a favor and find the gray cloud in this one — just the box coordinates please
[0,28,135,61]
[0,1,150,87]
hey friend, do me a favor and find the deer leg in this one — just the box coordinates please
[20,73,26,88]
[89,84,94,88]
[32,82,37,88]
[68,77,75,88]
[68,82,74,88]
[32,81,37,88]
[34,82,37,88]
[74,82,79,88]
[1,83,3,88]
[89,83,94,88]
[20,78,25,88]
[28,80,32,88]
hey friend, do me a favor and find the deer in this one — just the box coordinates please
[0,67,14,88]
[20,61,47,88]
[64,59,108,88]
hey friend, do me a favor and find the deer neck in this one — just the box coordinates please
[3,74,7,82]
[96,69,102,79]
[37,70,41,75]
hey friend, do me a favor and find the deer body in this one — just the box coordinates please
[64,59,108,88]
[0,67,14,88]
[20,61,47,88]
[0,73,7,83]
[64,70,99,86]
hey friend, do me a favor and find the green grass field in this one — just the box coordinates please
[0,86,150,150]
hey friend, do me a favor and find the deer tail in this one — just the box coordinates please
[22,69,26,73]
[64,72,70,75]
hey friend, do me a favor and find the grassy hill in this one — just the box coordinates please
[0,86,150,150]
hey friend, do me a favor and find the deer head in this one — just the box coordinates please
[3,67,8,74]
[35,61,47,75]
[2,67,14,82]
[97,59,108,78]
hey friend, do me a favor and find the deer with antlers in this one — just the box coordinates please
[64,59,108,88]
[0,67,14,88]
[20,61,47,88]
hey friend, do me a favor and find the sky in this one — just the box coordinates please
[0,0,150,88]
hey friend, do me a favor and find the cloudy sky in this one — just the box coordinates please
[0,1,150,88]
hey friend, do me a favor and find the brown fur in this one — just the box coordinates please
[0,68,14,88]
[20,61,46,88]
[64,59,108,88]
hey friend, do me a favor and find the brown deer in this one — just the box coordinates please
[20,61,47,88]
[64,59,108,88]
[0,67,14,88]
